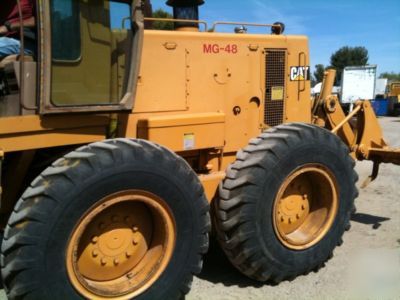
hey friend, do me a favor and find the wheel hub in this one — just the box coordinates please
[273,165,338,250]
[277,182,310,234]
[66,190,176,299]
[77,207,152,282]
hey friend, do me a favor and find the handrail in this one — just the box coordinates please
[144,17,208,32]
[210,21,281,32]
[143,18,283,34]
[16,0,37,111]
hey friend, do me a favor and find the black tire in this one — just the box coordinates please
[1,139,210,299]
[214,123,358,283]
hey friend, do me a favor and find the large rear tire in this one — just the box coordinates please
[1,139,210,299]
[215,123,358,282]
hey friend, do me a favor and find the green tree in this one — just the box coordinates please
[329,46,369,85]
[379,72,400,82]
[313,64,326,84]
[151,9,174,30]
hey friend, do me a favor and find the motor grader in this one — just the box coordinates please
[388,81,400,115]
[0,0,399,299]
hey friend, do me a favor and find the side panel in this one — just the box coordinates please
[0,115,109,152]
[284,38,312,123]
[134,35,188,112]
[129,31,311,152]
[137,112,225,152]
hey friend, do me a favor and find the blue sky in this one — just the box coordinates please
[139,0,400,75]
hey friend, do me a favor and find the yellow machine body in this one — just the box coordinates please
[1,1,400,298]
[0,15,313,206]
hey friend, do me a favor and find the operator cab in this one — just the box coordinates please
[0,0,142,117]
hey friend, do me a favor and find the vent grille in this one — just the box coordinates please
[264,50,286,127]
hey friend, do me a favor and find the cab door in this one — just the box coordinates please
[40,0,143,113]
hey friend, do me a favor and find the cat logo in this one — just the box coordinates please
[290,66,310,81]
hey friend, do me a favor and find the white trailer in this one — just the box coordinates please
[375,78,388,97]
[341,65,377,104]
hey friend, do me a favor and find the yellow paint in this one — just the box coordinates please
[137,113,225,152]
[132,30,311,153]
[199,171,225,203]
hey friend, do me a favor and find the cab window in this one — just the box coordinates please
[51,0,81,61]
[50,0,132,107]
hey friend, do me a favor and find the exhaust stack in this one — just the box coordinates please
[166,0,204,31]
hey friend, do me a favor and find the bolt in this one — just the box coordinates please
[280,216,284,222]
[296,214,300,220]
[101,258,107,266]
[301,204,305,210]
[132,239,138,246]
[132,226,139,233]
[92,236,99,244]
[288,218,292,224]
[92,250,99,257]
[126,250,133,258]
[114,258,119,265]
[303,194,308,200]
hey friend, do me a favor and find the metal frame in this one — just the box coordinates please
[39,0,144,114]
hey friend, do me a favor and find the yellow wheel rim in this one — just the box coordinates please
[66,190,176,299]
[273,164,338,250]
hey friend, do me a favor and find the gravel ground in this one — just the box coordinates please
[0,117,399,299]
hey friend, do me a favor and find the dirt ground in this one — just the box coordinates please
[0,117,399,300]
[187,117,400,300]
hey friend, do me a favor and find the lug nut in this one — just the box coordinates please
[296,214,300,219]
[92,250,99,257]
[301,204,305,210]
[101,258,107,266]
[132,226,139,233]
[303,194,308,200]
[280,216,284,222]
[114,258,119,265]
[126,250,133,258]
[92,236,99,244]
[132,239,138,246]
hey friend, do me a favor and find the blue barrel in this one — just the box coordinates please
[371,99,389,116]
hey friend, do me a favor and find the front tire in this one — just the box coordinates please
[1,139,210,299]
[215,123,358,283]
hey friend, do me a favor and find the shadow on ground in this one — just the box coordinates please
[196,239,263,288]
[351,213,390,229]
